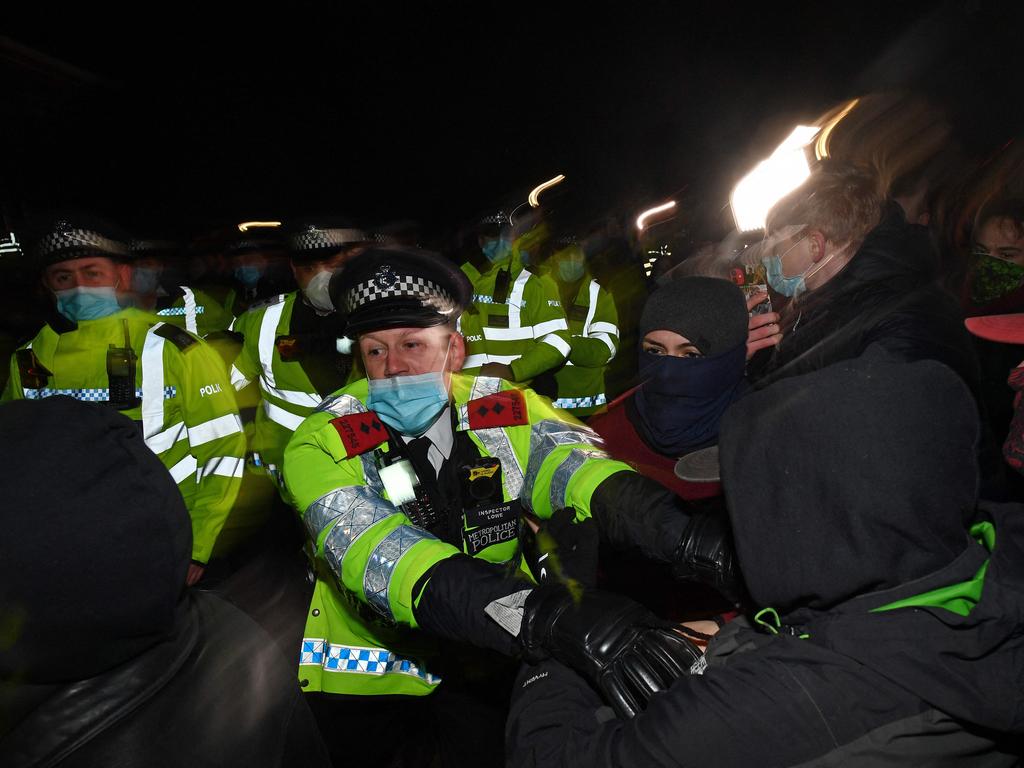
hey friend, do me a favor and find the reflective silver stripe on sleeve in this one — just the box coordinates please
[189,413,244,446]
[471,376,503,400]
[316,392,367,417]
[533,318,568,337]
[308,487,397,574]
[461,353,521,370]
[582,280,600,335]
[182,286,199,335]
[199,455,245,479]
[258,299,287,388]
[229,363,252,391]
[539,333,571,358]
[506,269,531,328]
[140,325,168,440]
[168,454,199,484]
[589,321,619,337]
[261,383,324,407]
[472,425,524,500]
[482,325,535,341]
[363,525,437,621]
[521,420,603,510]
[361,453,385,496]
[145,420,187,454]
[263,400,305,431]
[595,332,617,358]
[549,447,608,513]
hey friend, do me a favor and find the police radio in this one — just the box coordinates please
[106,320,139,410]
[376,451,444,533]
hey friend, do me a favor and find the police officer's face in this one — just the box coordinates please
[43,257,130,293]
[359,325,466,380]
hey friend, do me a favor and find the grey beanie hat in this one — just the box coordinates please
[639,276,749,356]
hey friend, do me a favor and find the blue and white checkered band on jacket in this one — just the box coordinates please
[289,225,367,252]
[38,223,130,261]
[343,267,455,314]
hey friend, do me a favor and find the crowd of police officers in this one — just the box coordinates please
[1,211,724,767]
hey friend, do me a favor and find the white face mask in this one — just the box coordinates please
[303,269,336,313]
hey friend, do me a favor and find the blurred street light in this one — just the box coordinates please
[730,125,819,232]
[527,174,565,208]
[238,221,282,232]
[636,200,676,232]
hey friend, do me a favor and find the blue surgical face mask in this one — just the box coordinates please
[131,266,161,295]
[481,238,512,263]
[367,371,450,436]
[558,257,585,283]
[234,265,263,287]
[762,253,806,297]
[54,286,123,322]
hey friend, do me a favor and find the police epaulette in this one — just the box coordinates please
[154,322,199,351]
[247,293,288,312]
[331,410,388,457]
[466,389,528,430]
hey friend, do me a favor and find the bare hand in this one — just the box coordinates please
[186,563,205,587]
[746,293,782,359]
[479,362,516,381]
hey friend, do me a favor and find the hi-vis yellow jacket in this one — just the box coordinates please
[283,374,632,696]
[3,308,245,563]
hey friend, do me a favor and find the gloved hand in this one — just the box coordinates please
[521,508,600,587]
[520,585,703,719]
[671,508,745,605]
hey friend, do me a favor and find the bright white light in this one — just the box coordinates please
[238,221,282,232]
[730,125,820,232]
[528,174,566,208]
[636,200,677,232]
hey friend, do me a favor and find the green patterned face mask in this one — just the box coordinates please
[971,254,1024,305]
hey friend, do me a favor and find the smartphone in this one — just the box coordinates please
[732,264,773,316]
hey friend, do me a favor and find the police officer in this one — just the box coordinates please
[539,236,620,418]
[1,215,246,586]
[128,238,235,337]
[458,211,573,388]
[284,247,739,763]
[229,220,367,494]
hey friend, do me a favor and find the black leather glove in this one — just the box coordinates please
[520,585,703,719]
[671,507,745,604]
[521,508,600,587]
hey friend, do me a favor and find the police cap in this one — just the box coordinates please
[333,247,471,337]
[32,215,131,268]
[287,218,368,263]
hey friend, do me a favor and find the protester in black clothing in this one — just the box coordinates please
[748,161,979,392]
[0,398,330,768]
[506,348,1024,767]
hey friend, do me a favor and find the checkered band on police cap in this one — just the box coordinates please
[36,220,130,263]
[479,210,512,226]
[343,264,454,315]
[288,224,367,253]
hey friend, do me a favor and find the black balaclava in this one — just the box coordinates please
[0,398,192,683]
[631,276,749,456]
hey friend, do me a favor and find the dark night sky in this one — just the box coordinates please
[2,0,1022,239]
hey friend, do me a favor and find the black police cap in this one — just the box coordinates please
[332,247,471,337]
[32,214,132,268]
[287,218,368,263]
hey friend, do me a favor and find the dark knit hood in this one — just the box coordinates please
[0,398,191,684]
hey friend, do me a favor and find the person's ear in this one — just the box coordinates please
[448,331,466,372]
[116,263,133,288]
[807,230,828,263]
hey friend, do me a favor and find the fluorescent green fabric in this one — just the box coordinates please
[549,274,619,417]
[153,285,235,338]
[459,259,572,382]
[873,522,995,618]
[229,291,359,492]
[2,309,245,563]
[284,373,633,695]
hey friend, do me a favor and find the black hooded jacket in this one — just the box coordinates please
[749,202,980,395]
[0,398,330,768]
[505,350,1024,767]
